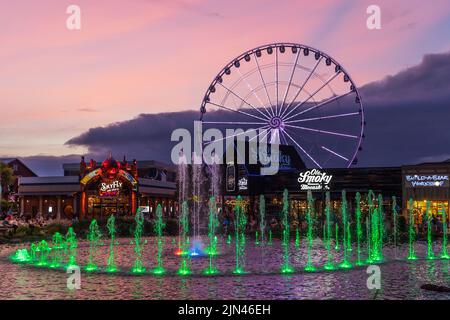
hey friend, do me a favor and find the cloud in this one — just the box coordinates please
[77,107,99,113]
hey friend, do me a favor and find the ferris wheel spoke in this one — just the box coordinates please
[203,121,267,126]
[280,57,323,118]
[217,82,270,120]
[283,91,355,122]
[203,125,270,145]
[321,146,349,161]
[283,129,322,168]
[279,129,289,145]
[275,49,279,116]
[236,69,273,118]
[284,124,359,139]
[249,128,269,142]
[206,101,268,122]
[278,50,300,117]
[285,111,359,124]
[282,71,341,120]
[253,52,275,117]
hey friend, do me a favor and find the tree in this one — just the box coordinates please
[0,162,16,212]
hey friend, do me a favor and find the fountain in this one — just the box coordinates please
[407,198,417,260]
[259,195,266,245]
[86,219,102,271]
[425,200,435,259]
[295,227,300,248]
[440,206,449,259]
[49,232,64,268]
[233,196,247,274]
[177,201,191,275]
[304,190,315,272]
[377,194,385,261]
[152,204,166,275]
[392,196,398,259]
[65,227,78,269]
[323,191,334,270]
[280,189,294,273]
[132,209,146,273]
[355,192,363,266]
[8,189,450,279]
[204,196,219,275]
[339,190,352,269]
[106,214,117,272]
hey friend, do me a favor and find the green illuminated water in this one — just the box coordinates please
[280,189,294,273]
[323,191,334,270]
[36,240,50,266]
[178,201,190,275]
[50,232,64,268]
[106,214,117,272]
[65,227,78,269]
[355,192,363,266]
[425,201,435,260]
[204,197,219,275]
[440,206,449,259]
[268,230,273,245]
[407,198,417,260]
[259,194,266,246]
[86,219,101,271]
[339,190,352,269]
[233,196,247,274]
[304,190,315,272]
[295,227,300,249]
[377,194,384,261]
[132,209,146,273]
[335,223,339,251]
[392,196,398,259]
[152,204,166,275]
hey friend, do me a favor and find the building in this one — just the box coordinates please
[222,143,449,221]
[0,158,37,202]
[17,154,177,220]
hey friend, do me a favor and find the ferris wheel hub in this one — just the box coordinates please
[269,116,284,129]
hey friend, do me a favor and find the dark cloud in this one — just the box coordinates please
[24,51,450,175]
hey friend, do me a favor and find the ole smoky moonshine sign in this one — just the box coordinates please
[297,169,332,191]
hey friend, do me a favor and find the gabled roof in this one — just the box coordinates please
[0,158,38,176]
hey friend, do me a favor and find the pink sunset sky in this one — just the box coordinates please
[1,0,450,157]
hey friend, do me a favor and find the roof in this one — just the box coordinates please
[63,160,176,172]
[19,176,79,185]
[0,158,38,176]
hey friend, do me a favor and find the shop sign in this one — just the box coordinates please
[238,177,248,191]
[405,174,449,188]
[226,165,236,192]
[298,169,332,190]
[99,180,123,197]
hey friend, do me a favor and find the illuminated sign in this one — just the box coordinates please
[405,174,449,188]
[226,165,236,192]
[238,177,248,191]
[80,169,101,185]
[139,206,150,213]
[298,169,332,190]
[99,180,123,197]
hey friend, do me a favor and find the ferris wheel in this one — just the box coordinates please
[200,43,365,169]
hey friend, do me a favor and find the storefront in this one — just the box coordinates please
[402,161,450,223]
[18,155,177,220]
